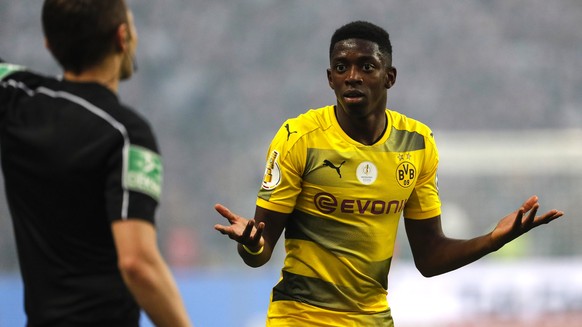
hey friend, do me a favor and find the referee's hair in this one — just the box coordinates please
[42,0,129,74]
[329,21,393,65]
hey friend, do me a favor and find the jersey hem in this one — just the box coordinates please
[256,198,294,214]
[404,206,441,219]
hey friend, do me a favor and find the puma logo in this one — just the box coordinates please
[285,123,297,141]
[323,159,345,178]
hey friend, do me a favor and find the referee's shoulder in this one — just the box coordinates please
[113,102,154,130]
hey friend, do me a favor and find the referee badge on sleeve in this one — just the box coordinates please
[0,63,25,79]
[125,145,163,200]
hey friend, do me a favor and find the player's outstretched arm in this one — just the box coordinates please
[112,220,193,327]
[405,195,563,277]
[214,204,288,267]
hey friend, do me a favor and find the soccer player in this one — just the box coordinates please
[0,1,192,326]
[214,21,564,326]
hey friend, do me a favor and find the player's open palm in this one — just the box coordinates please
[491,195,563,249]
[214,204,265,248]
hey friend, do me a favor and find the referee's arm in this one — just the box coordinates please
[112,219,193,327]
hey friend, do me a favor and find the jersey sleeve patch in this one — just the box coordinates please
[0,63,25,80]
[261,150,281,190]
[125,145,163,200]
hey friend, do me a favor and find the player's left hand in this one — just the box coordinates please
[490,195,564,250]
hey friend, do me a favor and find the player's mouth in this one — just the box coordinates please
[343,90,365,103]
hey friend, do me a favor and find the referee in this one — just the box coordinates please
[0,1,192,326]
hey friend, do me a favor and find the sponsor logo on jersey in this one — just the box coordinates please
[125,145,163,200]
[323,159,345,178]
[262,150,281,190]
[396,153,416,188]
[284,123,297,141]
[356,161,378,185]
[314,192,406,215]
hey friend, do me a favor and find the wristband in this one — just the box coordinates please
[242,244,264,255]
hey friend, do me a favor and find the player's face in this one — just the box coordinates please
[119,10,138,80]
[327,39,395,119]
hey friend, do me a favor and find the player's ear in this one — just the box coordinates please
[385,66,397,89]
[327,68,334,90]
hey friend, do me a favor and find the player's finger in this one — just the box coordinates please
[521,195,539,212]
[522,203,539,227]
[214,224,231,235]
[214,203,237,222]
[513,208,524,230]
[535,210,564,226]
[548,210,565,223]
[241,219,255,240]
[253,222,265,242]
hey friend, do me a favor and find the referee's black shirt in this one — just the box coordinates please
[0,61,161,327]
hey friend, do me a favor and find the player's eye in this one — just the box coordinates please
[335,64,346,73]
[362,63,375,71]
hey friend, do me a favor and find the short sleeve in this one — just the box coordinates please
[256,120,306,214]
[403,131,441,219]
[105,109,162,224]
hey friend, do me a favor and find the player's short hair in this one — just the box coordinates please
[42,0,128,74]
[329,21,393,65]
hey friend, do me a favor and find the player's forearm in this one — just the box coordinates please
[120,256,193,327]
[413,233,497,277]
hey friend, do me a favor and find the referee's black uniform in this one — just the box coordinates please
[0,60,161,327]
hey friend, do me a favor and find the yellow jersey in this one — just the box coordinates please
[257,105,441,326]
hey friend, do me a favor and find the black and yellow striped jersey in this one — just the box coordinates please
[257,105,441,326]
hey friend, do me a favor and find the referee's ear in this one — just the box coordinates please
[114,23,131,53]
[44,38,57,60]
[44,38,51,52]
